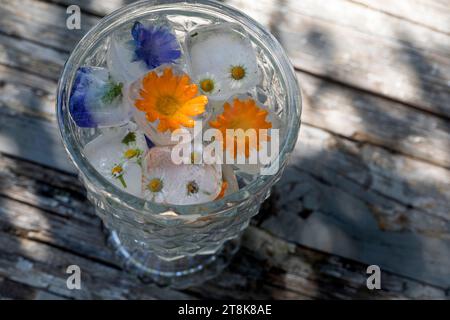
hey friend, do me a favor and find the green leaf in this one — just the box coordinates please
[101,81,123,104]
[121,132,136,145]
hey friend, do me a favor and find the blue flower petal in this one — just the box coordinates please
[131,21,181,69]
[144,135,155,149]
[69,67,97,127]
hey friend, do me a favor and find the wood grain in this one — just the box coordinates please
[350,0,450,35]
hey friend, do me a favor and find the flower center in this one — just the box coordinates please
[147,178,163,193]
[187,181,199,195]
[111,165,123,177]
[124,149,139,159]
[156,95,180,116]
[230,66,246,80]
[200,79,214,93]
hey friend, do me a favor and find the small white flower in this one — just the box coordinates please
[196,72,222,96]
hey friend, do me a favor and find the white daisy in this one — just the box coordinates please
[196,72,222,96]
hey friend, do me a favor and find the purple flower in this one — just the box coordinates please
[69,67,97,127]
[131,21,181,69]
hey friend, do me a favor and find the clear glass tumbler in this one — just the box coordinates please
[56,0,301,288]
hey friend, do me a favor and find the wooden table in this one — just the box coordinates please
[0,0,449,299]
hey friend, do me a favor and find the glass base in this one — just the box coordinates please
[103,225,240,289]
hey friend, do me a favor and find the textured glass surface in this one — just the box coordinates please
[56,0,301,288]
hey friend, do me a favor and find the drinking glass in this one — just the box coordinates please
[56,0,301,288]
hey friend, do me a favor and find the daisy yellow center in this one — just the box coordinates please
[111,165,123,176]
[156,95,180,116]
[148,178,163,193]
[200,79,214,93]
[124,149,139,159]
[230,66,246,80]
[187,181,199,195]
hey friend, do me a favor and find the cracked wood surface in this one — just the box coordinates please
[0,0,449,299]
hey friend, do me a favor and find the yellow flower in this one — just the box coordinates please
[209,98,272,158]
[135,67,208,132]
[147,178,163,193]
[111,165,123,177]
[123,148,140,159]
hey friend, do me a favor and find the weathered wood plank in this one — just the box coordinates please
[299,72,450,168]
[49,0,135,17]
[0,105,75,173]
[350,0,450,35]
[0,155,446,299]
[0,0,97,51]
[226,0,450,118]
[0,33,67,81]
[262,125,450,287]
[0,230,193,299]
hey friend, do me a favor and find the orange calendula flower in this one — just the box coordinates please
[135,67,208,132]
[209,98,272,158]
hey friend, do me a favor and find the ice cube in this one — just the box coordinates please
[69,66,131,128]
[142,146,222,205]
[107,21,183,84]
[185,22,260,100]
[208,95,281,175]
[126,65,207,146]
[83,126,147,196]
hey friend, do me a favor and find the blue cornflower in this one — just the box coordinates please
[131,21,181,69]
[69,67,96,127]
[69,66,129,128]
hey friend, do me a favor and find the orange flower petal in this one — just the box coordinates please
[133,67,207,132]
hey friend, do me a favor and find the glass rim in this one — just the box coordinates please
[56,0,302,216]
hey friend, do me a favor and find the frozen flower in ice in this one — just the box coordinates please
[142,147,222,205]
[134,67,208,132]
[185,23,260,99]
[69,66,130,128]
[107,21,182,83]
[83,127,147,196]
[131,21,181,69]
[209,97,272,159]
[196,72,222,96]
